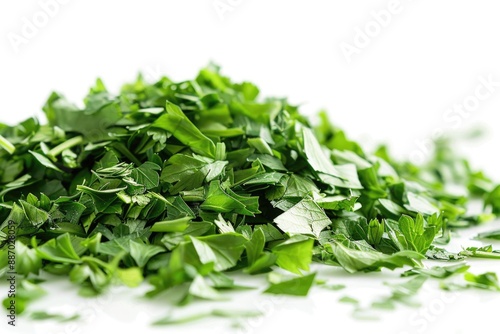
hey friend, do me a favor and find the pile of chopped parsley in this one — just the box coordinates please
[1,65,500,322]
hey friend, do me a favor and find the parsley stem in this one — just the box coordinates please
[0,134,15,154]
[470,251,500,259]
[48,135,83,158]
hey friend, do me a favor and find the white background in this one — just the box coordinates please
[1,1,500,333]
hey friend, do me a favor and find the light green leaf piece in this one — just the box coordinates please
[264,272,316,296]
[188,275,227,301]
[302,127,362,189]
[129,240,165,267]
[152,102,216,158]
[131,161,161,189]
[190,233,247,271]
[29,150,63,172]
[272,235,314,274]
[15,241,42,275]
[327,241,424,273]
[274,199,331,237]
[116,267,144,287]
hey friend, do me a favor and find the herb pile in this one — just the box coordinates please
[1,65,500,321]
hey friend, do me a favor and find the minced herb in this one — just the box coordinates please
[1,65,499,324]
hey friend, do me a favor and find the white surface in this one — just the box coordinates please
[1,1,500,333]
